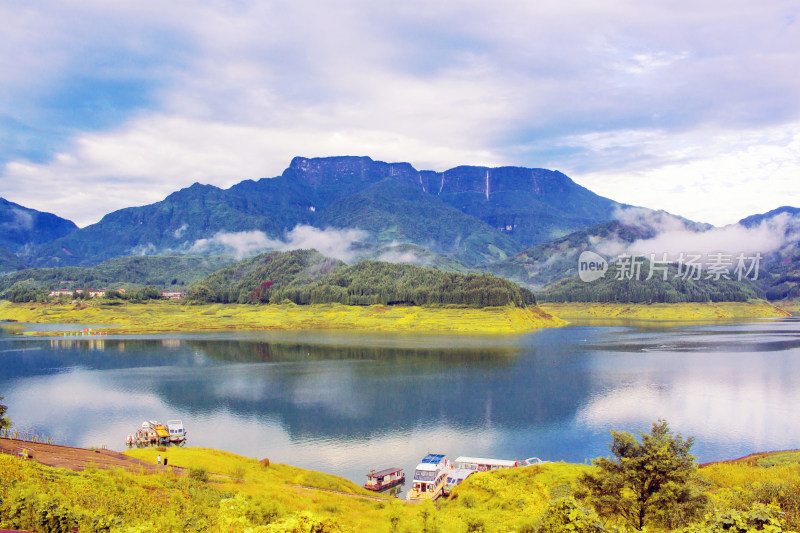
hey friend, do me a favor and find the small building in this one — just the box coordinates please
[160,290,186,300]
[49,288,74,297]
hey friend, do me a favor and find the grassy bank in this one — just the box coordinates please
[773,299,800,316]
[0,299,565,336]
[539,300,790,323]
[4,445,800,532]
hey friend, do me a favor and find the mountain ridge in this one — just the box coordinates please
[27,155,622,267]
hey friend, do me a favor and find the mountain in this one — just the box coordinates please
[738,206,800,228]
[419,165,622,244]
[30,156,621,267]
[737,206,800,300]
[0,197,77,254]
[484,219,668,288]
[190,249,537,308]
[483,209,718,289]
[317,178,520,264]
[0,246,28,274]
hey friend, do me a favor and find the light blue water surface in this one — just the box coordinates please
[2,318,799,485]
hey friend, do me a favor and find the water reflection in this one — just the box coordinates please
[1,319,800,483]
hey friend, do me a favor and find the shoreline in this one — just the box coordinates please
[0,300,566,336]
[539,300,791,322]
[1,299,794,337]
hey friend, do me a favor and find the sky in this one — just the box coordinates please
[1,0,799,228]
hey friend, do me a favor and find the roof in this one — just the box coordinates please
[455,456,517,468]
[367,467,403,478]
[447,468,477,481]
[414,463,439,471]
[421,453,446,464]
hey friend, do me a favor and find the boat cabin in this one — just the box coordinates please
[364,467,405,491]
[443,468,475,496]
[407,454,452,501]
[166,420,186,443]
[454,456,517,471]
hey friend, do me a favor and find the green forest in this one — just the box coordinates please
[540,259,763,303]
[0,255,234,301]
[189,249,537,308]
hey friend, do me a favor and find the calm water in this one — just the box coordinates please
[2,318,800,487]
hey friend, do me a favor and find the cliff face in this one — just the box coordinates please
[284,156,621,244]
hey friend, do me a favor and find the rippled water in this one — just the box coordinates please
[2,318,799,486]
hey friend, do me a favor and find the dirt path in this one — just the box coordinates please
[290,484,392,502]
[0,437,181,474]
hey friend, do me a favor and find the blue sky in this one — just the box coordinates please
[1,0,799,227]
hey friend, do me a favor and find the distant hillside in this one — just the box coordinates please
[190,249,536,308]
[737,206,800,300]
[484,220,660,288]
[738,206,800,228]
[0,246,28,274]
[0,197,77,253]
[0,255,234,299]
[30,156,621,267]
[539,259,763,303]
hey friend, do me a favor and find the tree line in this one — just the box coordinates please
[188,250,537,308]
[540,260,763,303]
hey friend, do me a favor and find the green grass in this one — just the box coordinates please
[6,445,800,532]
[0,299,565,336]
[757,451,800,468]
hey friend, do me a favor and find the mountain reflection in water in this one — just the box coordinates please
[2,319,799,484]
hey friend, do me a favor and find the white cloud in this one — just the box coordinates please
[190,230,283,259]
[189,225,368,261]
[565,123,800,226]
[594,206,800,262]
[0,208,34,231]
[1,0,800,226]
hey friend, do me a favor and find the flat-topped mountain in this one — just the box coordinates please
[29,156,622,267]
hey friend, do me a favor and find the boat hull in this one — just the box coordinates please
[364,475,405,491]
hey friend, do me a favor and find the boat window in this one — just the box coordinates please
[414,469,435,482]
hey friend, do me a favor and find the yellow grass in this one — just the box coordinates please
[540,300,790,324]
[774,299,800,316]
[0,299,565,336]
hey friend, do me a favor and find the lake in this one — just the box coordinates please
[2,318,800,489]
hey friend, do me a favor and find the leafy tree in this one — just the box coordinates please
[0,395,9,429]
[576,419,708,531]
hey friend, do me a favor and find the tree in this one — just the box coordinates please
[576,419,708,531]
[0,395,10,430]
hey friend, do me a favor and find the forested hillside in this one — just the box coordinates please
[0,255,234,299]
[540,259,763,303]
[190,250,537,308]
